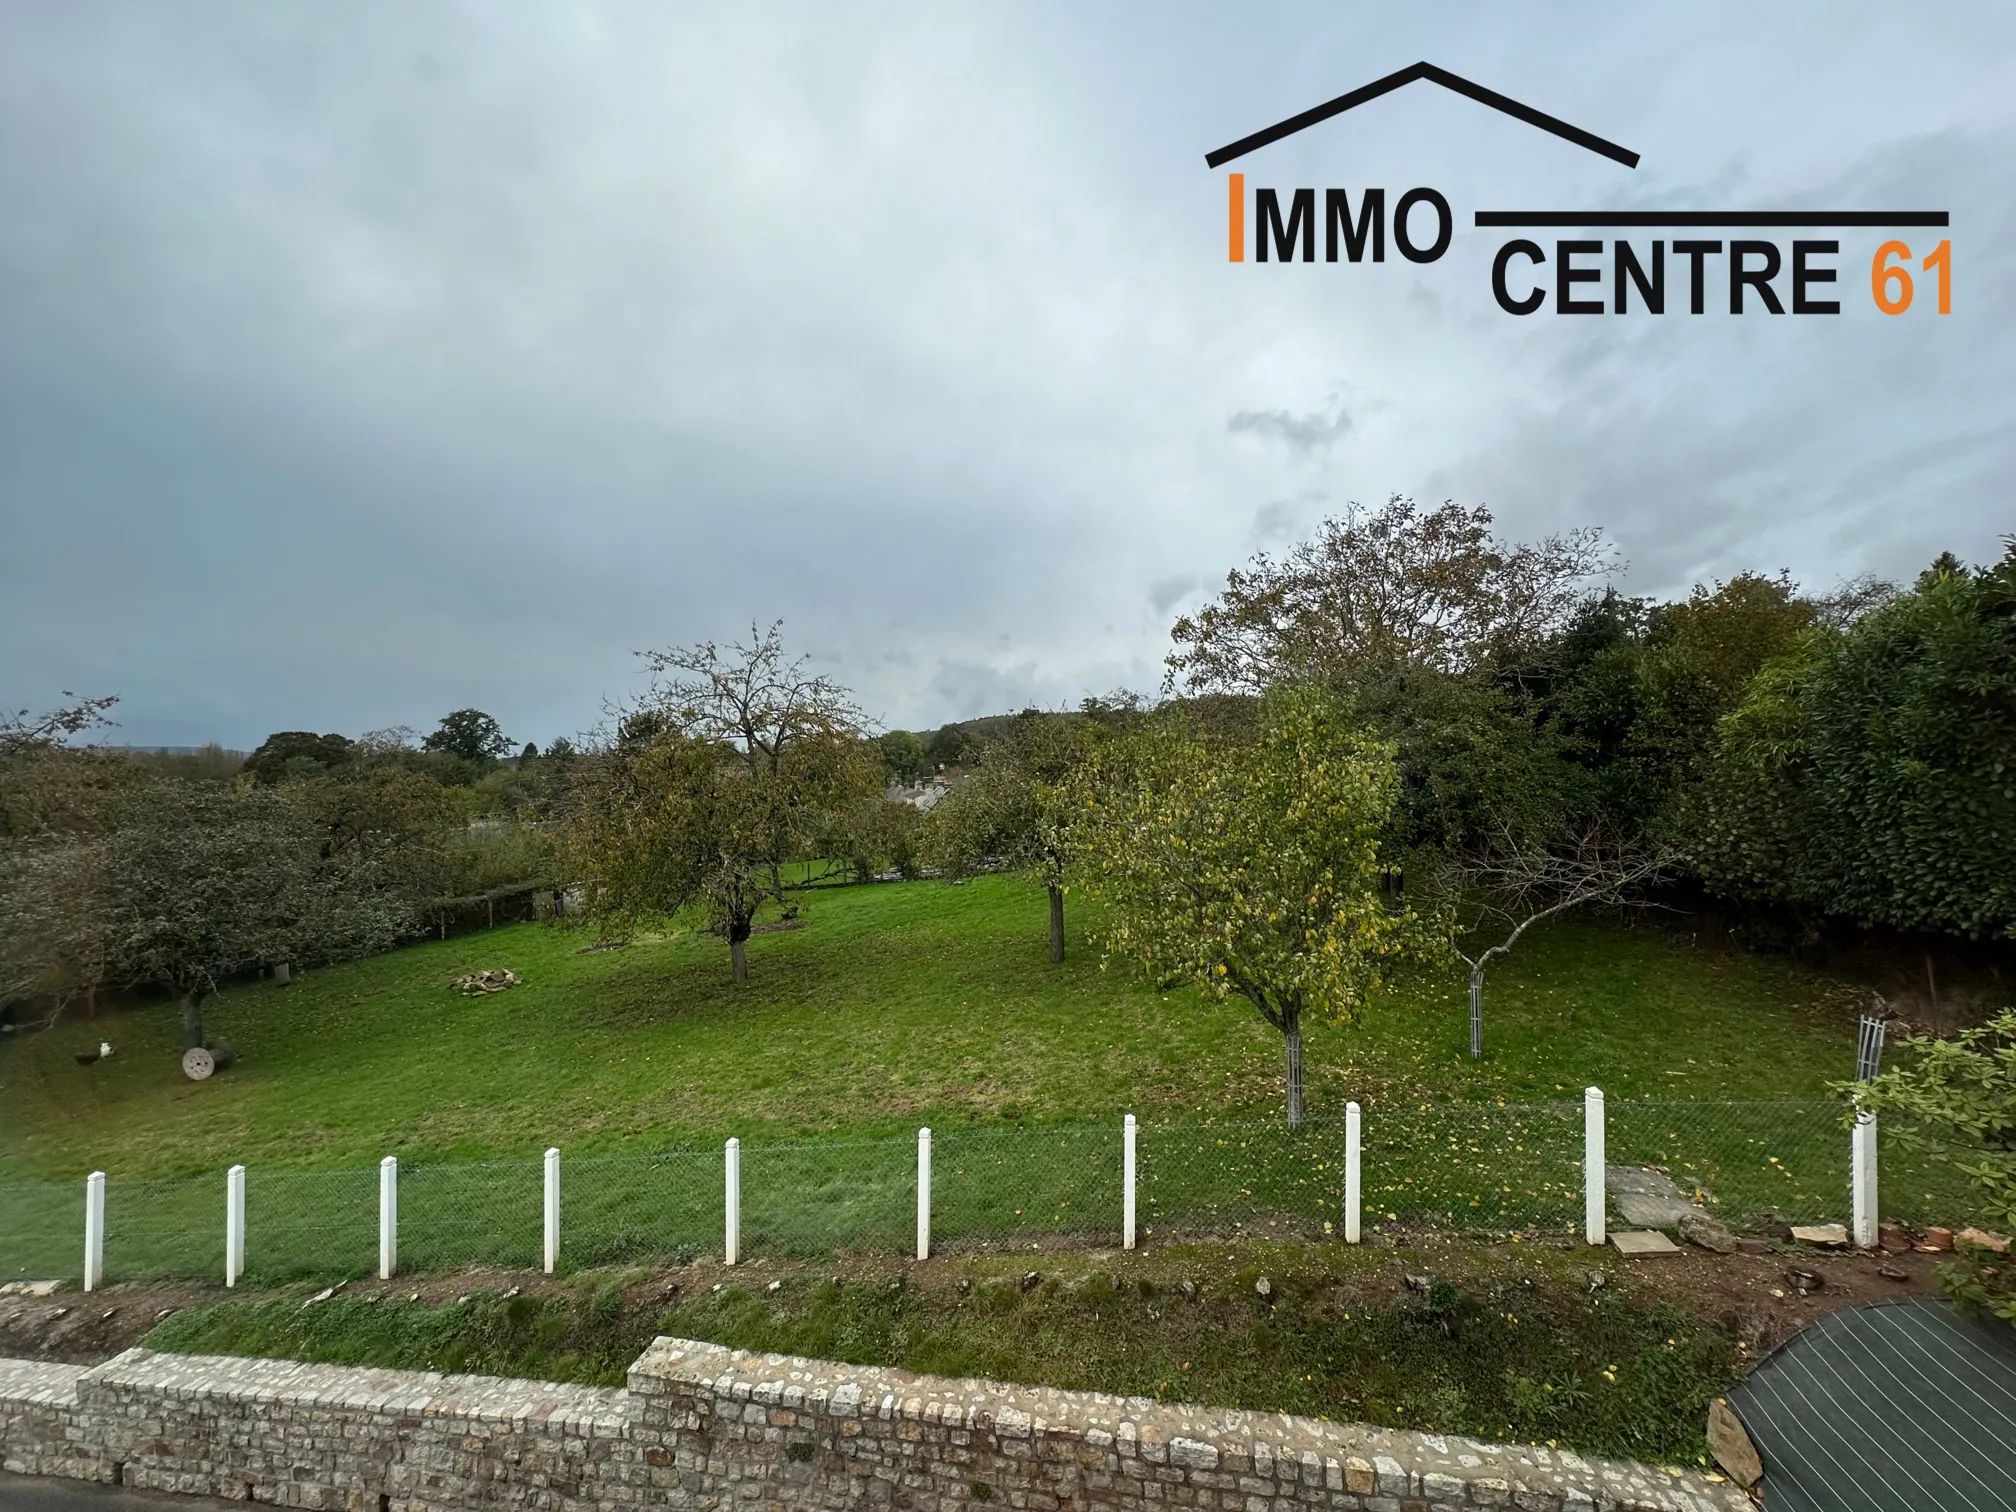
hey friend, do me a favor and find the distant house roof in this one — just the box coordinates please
[1727,1296,2016,1512]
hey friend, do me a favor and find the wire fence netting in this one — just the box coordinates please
[562,1148,719,1268]
[934,1125,1119,1246]
[1607,1099,1847,1225]
[0,1099,1993,1286]
[1138,1104,1585,1240]
[742,1138,911,1256]
[399,1160,541,1274]
[244,1167,379,1284]
[0,1179,80,1283]
[103,1174,215,1281]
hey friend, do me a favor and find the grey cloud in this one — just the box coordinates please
[922,659,1054,725]
[1228,404,1353,452]
[1148,574,1197,614]
[1250,494,1325,544]
[1423,125,2016,603]
[1,6,2011,746]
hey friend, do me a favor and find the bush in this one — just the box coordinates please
[1851,1008,2016,1325]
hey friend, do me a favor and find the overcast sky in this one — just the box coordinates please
[2,2,2010,749]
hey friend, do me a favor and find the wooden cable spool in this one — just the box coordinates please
[180,1041,238,1081]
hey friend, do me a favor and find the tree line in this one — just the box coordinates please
[5,502,2010,1100]
[0,705,570,1046]
[1161,497,2013,950]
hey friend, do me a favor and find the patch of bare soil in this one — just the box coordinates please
[0,1281,220,1365]
[1599,1238,1945,1358]
[0,1231,1946,1374]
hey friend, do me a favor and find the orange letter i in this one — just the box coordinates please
[1228,173,1244,263]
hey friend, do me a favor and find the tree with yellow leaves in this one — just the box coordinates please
[1075,683,1444,1126]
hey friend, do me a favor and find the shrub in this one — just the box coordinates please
[1851,1008,2016,1325]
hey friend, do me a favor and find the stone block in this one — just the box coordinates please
[1609,1230,1682,1257]
[1171,1438,1221,1472]
[1373,1456,1409,1496]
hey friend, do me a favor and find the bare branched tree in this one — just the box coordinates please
[568,623,878,981]
[638,620,872,902]
[638,622,863,772]
[0,693,120,755]
[1437,826,1675,1059]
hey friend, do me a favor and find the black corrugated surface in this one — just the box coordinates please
[1727,1296,2016,1512]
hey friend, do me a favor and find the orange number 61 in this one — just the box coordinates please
[1873,240,1952,315]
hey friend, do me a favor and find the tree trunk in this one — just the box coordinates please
[1283,1014,1304,1128]
[1047,885,1065,964]
[1468,964,1485,1060]
[729,916,751,982]
[180,989,208,1051]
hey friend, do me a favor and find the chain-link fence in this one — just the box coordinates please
[1607,1099,1846,1225]
[242,1167,379,1284]
[0,1098,1993,1287]
[1367,1101,1587,1233]
[560,1148,719,1268]
[741,1138,912,1256]
[398,1160,542,1275]
[933,1124,1119,1247]
[1135,1103,1584,1240]
[103,1173,216,1281]
[0,1178,80,1282]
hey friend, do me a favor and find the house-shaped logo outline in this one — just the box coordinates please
[1205,62,1639,170]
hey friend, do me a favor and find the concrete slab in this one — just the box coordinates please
[1610,1229,1683,1256]
[1790,1224,1849,1248]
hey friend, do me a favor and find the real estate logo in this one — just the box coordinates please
[1208,62,1953,317]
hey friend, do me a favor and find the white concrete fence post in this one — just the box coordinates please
[1344,1102,1362,1244]
[1122,1114,1137,1251]
[916,1128,932,1261]
[1853,1110,1879,1249]
[1584,1087,1606,1247]
[543,1147,561,1275]
[225,1165,246,1288]
[83,1171,105,1292]
[724,1138,741,1266]
[378,1156,398,1280]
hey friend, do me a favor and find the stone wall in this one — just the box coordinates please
[0,1340,1747,1512]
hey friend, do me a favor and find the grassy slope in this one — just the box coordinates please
[142,1242,1739,1466]
[0,874,1863,1181]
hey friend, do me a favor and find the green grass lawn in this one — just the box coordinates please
[1,874,1867,1182]
[142,1241,1741,1466]
[13,873,1964,1286]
